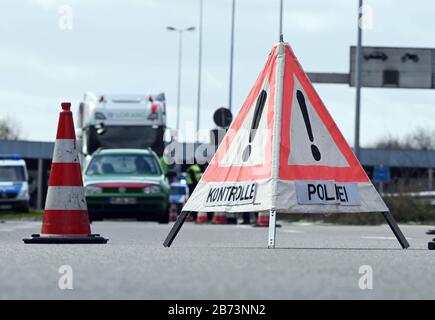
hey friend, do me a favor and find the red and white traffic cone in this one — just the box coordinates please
[169,202,178,222]
[212,212,228,224]
[255,211,269,227]
[23,102,108,244]
[196,211,208,224]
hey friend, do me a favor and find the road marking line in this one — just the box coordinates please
[361,236,413,240]
[289,222,313,226]
[235,225,252,229]
[280,229,305,234]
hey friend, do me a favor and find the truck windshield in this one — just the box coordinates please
[96,126,160,149]
[86,154,161,176]
[0,166,25,182]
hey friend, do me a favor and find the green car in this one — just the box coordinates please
[83,148,170,223]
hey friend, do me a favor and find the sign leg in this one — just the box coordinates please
[268,209,277,248]
[163,211,189,247]
[382,211,409,249]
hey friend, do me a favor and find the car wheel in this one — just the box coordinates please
[88,212,102,223]
[158,209,169,224]
[13,203,29,213]
[137,215,147,222]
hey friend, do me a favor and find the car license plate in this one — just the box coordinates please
[109,197,137,205]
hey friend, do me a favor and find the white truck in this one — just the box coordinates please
[76,92,167,156]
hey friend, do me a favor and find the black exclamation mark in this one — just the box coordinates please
[296,90,321,161]
[242,90,267,162]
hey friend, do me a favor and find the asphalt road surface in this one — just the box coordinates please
[0,218,434,299]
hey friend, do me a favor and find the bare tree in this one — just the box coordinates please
[374,127,435,151]
[374,134,410,149]
[404,127,435,150]
[0,117,21,140]
[373,127,435,193]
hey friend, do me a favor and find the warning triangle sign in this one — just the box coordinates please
[182,42,388,214]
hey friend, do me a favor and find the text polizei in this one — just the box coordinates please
[295,180,360,206]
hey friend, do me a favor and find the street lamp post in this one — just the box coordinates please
[228,0,235,112]
[167,26,195,136]
[196,0,203,144]
[354,0,363,159]
[279,0,283,40]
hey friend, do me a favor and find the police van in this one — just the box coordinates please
[0,155,30,212]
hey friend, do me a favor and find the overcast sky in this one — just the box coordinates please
[1,0,434,146]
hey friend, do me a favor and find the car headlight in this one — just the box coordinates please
[85,185,103,195]
[143,185,160,194]
[17,184,29,200]
[94,112,106,120]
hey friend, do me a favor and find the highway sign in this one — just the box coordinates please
[350,46,434,89]
[373,165,391,183]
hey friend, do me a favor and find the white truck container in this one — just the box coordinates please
[77,92,167,156]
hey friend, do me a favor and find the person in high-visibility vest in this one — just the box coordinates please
[186,164,202,195]
[185,164,202,221]
[160,157,168,175]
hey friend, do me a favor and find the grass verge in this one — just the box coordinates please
[0,210,43,221]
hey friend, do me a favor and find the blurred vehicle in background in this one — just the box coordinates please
[83,148,170,223]
[77,92,167,156]
[169,182,189,213]
[226,212,238,224]
[0,155,30,212]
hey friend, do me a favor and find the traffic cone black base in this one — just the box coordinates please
[23,233,108,244]
[428,239,435,250]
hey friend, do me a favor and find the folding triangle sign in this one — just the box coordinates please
[183,42,388,214]
[164,42,409,249]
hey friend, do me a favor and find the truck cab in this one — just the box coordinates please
[0,155,30,212]
[77,92,167,156]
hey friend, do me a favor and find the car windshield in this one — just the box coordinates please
[170,186,187,195]
[0,166,25,182]
[86,154,161,176]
